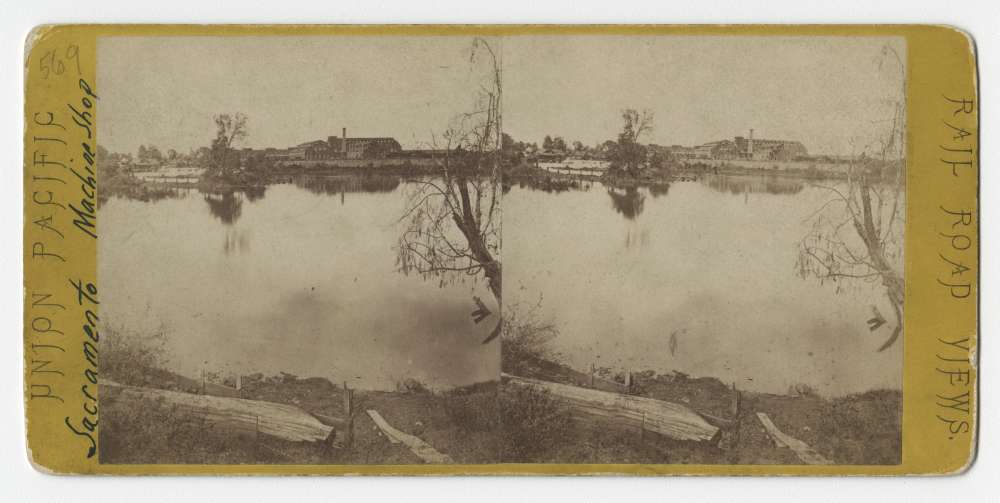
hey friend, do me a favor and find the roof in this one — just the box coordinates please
[345,137,399,143]
[295,140,330,148]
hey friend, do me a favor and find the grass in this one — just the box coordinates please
[500,313,900,465]
[100,322,900,466]
[98,326,500,465]
[497,359,901,465]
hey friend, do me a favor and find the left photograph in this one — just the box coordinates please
[96,35,503,465]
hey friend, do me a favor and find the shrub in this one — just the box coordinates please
[501,303,559,375]
[444,389,499,433]
[100,392,249,464]
[499,383,573,462]
[397,377,430,394]
[100,325,168,387]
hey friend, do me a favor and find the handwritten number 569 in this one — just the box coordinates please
[39,45,81,79]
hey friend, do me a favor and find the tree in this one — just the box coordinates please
[648,150,669,171]
[542,135,554,151]
[96,144,111,165]
[611,108,654,178]
[598,140,618,156]
[206,113,248,179]
[396,38,503,343]
[551,136,567,152]
[192,146,213,168]
[501,133,516,152]
[572,141,584,152]
[796,56,904,352]
[797,125,904,351]
[137,144,164,164]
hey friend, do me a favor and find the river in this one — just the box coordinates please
[101,172,901,396]
[504,174,903,396]
[99,176,498,391]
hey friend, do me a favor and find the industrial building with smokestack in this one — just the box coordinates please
[668,130,809,161]
[242,127,405,163]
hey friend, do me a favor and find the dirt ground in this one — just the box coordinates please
[99,361,898,466]
[99,369,498,465]
[502,356,901,465]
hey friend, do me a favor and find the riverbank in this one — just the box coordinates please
[99,364,500,465]
[501,353,901,465]
[98,328,499,464]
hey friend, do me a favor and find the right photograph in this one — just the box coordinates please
[499,35,906,465]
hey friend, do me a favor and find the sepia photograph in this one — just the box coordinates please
[93,33,908,467]
[96,35,504,465]
[500,35,906,465]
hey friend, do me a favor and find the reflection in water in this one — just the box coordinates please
[223,228,250,256]
[623,228,650,250]
[607,186,646,220]
[203,190,244,225]
[702,174,805,196]
[506,176,585,194]
[294,175,401,196]
[647,183,671,198]
[201,186,267,224]
[244,185,267,202]
[99,184,184,206]
[505,176,902,396]
[99,182,497,391]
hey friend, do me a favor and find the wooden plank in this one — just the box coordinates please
[365,409,454,464]
[503,373,719,442]
[755,412,832,465]
[102,381,332,443]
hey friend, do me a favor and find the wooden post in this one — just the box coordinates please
[590,363,596,388]
[730,382,742,417]
[254,414,260,461]
[343,382,354,448]
[625,368,632,395]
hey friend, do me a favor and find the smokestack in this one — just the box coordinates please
[748,129,754,156]
[342,127,348,155]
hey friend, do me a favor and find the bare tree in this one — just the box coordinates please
[612,108,654,177]
[396,38,503,343]
[797,73,905,351]
[207,113,248,179]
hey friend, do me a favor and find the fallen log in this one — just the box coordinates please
[101,380,333,443]
[310,411,349,428]
[502,373,719,443]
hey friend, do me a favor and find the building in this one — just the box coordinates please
[690,130,808,161]
[734,129,808,161]
[287,140,335,161]
[327,128,402,159]
[671,145,699,159]
[235,127,406,165]
[693,140,740,160]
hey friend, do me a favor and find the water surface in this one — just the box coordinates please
[100,177,498,390]
[505,174,902,396]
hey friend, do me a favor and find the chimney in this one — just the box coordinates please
[342,127,348,155]
[748,129,754,156]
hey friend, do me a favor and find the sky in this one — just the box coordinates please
[98,36,496,154]
[99,35,904,158]
[504,35,906,156]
